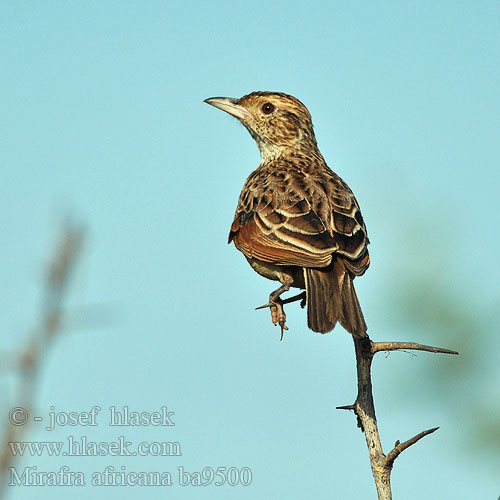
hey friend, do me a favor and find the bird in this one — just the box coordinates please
[204,92,370,339]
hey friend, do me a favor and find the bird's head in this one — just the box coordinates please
[204,91,318,161]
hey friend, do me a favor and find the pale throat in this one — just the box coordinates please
[256,138,319,163]
[257,141,288,163]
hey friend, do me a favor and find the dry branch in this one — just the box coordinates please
[372,341,459,356]
[340,334,458,499]
[385,427,439,468]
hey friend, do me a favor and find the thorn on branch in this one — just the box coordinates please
[336,404,356,411]
[385,427,440,468]
[371,341,459,356]
[335,404,364,431]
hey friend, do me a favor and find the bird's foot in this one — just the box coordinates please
[255,299,289,339]
[255,278,296,340]
[256,291,306,310]
[293,291,307,309]
[269,297,288,340]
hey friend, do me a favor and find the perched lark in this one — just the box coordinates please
[205,92,370,339]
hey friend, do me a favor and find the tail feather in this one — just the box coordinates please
[305,260,367,336]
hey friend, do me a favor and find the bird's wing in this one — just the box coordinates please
[228,165,370,273]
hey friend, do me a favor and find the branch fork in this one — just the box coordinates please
[339,334,458,499]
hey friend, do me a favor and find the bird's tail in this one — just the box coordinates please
[304,260,367,336]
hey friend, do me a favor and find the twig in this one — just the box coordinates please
[385,427,439,468]
[0,222,85,498]
[340,335,458,499]
[372,341,459,356]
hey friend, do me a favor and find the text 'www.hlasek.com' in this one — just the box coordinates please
[7,405,252,487]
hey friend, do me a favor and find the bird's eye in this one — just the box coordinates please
[261,102,275,114]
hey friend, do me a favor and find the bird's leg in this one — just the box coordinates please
[255,291,306,310]
[282,291,306,308]
[256,275,294,340]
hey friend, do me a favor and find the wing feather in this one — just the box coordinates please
[228,161,370,274]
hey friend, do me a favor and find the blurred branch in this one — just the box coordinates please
[393,270,499,455]
[0,222,85,497]
[338,335,458,499]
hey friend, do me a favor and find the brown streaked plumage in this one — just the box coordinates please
[204,91,370,338]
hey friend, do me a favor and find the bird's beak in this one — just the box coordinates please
[204,97,253,122]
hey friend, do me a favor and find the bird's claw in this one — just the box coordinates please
[278,321,289,341]
[255,303,272,310]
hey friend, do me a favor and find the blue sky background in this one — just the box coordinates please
[1,1,499,498]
